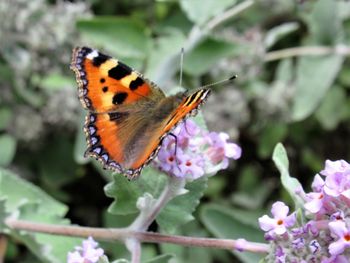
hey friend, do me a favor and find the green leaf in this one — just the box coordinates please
[0,108,12,130]
[105,167,168,215]
[200,204,264,263]
[258,123,287,158]
[157,177,207,233]
[0,168,67,217]
[272,143,304,208]
[316,86,347,130]
[291,55,343,121]
[33,73,75,91]
[106,169,207,233]
[0,169,82,263]
[264,22,299,49]
[183,38,237,76]
[180,0,236,26]
[77,17,151,59]
[308,0,342,45]
[145,29,186,86]
[145,254,174,263]
[0,134,16,167]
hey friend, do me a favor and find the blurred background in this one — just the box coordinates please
[1,0,350,262]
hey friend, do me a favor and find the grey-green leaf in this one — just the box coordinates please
[291,55,343,121]
[0,134,16,166]
[272,143,304,208]
[180,0,236,26]
[200,204,265,263]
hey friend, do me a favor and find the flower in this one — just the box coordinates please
[260,159,350,262]
[258,201,296,236]
[329,221,350,256]
[67,237,105,263]
[153,120,241,179]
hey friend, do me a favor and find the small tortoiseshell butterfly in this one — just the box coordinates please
[71,47,210,179]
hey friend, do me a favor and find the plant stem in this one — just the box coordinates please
[126,238,141,263]
[264,45,350,62]
[129,176,186,231]
[0,235,7,263]
[5,218,269,253]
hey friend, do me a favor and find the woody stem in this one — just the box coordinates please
[5,218,269,253]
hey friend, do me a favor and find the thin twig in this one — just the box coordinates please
[5,218,269,253]
[126,238,141,263]
[0,235,7,263]
[264,45,350,62]
[206,0,255,31]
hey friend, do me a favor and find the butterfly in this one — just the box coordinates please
[70,47,210,180]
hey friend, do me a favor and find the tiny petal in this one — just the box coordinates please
[329,221,347,238]
[284,212,296,227]
[329,239,346,256]
[271,201,289,218]
[258,215,276,232]
[67,251,84,263]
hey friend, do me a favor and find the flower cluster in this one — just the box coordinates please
[67,237,105,263]
[153,120,241,179]
[259,160,350,262]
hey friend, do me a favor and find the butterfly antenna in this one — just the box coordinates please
[179,47,184,87]
[199,74,238,89]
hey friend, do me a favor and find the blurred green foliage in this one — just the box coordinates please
[0,0,350,262]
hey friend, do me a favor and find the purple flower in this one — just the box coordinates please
[205,132,241,168]
[328,221,350,256]
[258,201,296,236]
[320,160,350,177]
[304,191,325,214]
[153,120,241,179]
[324,172,350,199]
[67,237,104,263]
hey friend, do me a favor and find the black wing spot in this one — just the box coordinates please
[112,92,128,105]
[129,77,144,90]
[102,86,108,93]
[100,78,105,83]
[108,112,129,124]
[92,52,110,67]
[108,62,132,80]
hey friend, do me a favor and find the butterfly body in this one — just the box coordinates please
[71,47,210,179]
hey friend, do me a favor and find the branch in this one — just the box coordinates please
[5,218,269,253]
[264,45,350,62]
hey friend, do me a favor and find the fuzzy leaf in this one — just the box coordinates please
[145,254,174,263]
[180,0,236,25]
[157,177,207,233]
[291,55,343,121]
[0,169,81,263]
[272,143,304,208]
[200,204,264,263]
[183,38,238,76]
[0,134,16,166]
[77,17,151,59]
[105,167,167,216]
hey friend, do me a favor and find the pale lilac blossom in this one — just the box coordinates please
[260,159,350,262]
[154,120,241,179]
[258,201,296,236]
[67,237,104,263]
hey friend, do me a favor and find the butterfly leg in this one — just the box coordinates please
[168,133,181,171]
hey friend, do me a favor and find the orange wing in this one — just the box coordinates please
[70,47,162,113]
